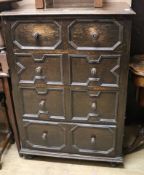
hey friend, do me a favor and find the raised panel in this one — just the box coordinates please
[1,6,133,163]
[21,88,65,120]
[71,90,118,123]
[15,54,63,85]
[68,19,123,51]
[70,54,120,87]
[71,124,116,155]
[11,20,62,50]
[23,120,66,151]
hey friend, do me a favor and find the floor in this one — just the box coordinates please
[0,144,144,175]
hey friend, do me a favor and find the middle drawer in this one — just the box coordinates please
[15,53,121,88]
[19,87,119,124]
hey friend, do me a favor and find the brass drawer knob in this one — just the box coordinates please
[91,68,97,76]
[42,132,47,140]
[33,32,41,40]
[91,136,96,144]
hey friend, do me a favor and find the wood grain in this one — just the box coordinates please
[94,0,103,8]
[35,0,44,9]
[1,2,134,164]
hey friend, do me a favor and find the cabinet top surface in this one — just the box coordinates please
[1,2,135,16]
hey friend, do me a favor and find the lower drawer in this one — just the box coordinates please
[22,120,66,152]
[22,120,116,156]
[71,124,116,156]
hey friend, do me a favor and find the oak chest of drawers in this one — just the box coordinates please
[1,2,135,164]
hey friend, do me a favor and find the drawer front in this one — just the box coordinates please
[15,53,120,88]
[23,120,66,151]
[71,124,116,156]
[21,88,65,121]
[22,120,116,156]
[11,20,62,50]
[70,89,118,123]
[19,87,119,124]
[68,19,123,51]
[69,54,120,87]
[19,86,119,123]
[15,54,63,85]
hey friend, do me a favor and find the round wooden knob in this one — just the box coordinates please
[35,66,42,74]
[42,132,47,140]
[33,32,41,40]
[91,102,96,111]
[92,32,99,40]
[91,136,96,144]
[39,100,45,109]
[91,68,97,76]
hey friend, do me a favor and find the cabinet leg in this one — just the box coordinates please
[9,136,15,144]
[23,154,34,159]
[110,162,123,167]
[19,153,24,158]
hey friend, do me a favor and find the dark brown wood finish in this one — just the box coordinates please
[11,20,63,50]
[2,78,21,152]
[1,2,134,164]
[0,78,14,169]
[0,53,20,152]
[0,53,20,169]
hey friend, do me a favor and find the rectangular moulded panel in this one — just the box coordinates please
[71,89,119,123]
[21,88,65,121]
[69,54,120,88]
[68,19,123,51]
[11,20,62,50]
[23,120,66,152]
[70,123,116,156]
[15,54,64,85]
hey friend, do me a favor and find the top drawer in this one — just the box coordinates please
[11,20,62,50]
[11,18,124,51]
[68,19,123,51]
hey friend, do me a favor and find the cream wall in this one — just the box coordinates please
[18,0,132,6]
[108,0,131,5]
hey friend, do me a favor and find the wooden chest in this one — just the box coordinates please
[1,2,135,164]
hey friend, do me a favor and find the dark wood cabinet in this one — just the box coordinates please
[1,2,135,164]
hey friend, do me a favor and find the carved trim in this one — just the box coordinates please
[71,124,116,155]
[68,19,123,51]
[20,148,123,163]
[69,54,121,88]
[21,88,65,120]
[11,20,62,50]
[16,62,26,75]
[15,53,63,86]
[23,120,66,151]
[71,89,119,123]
